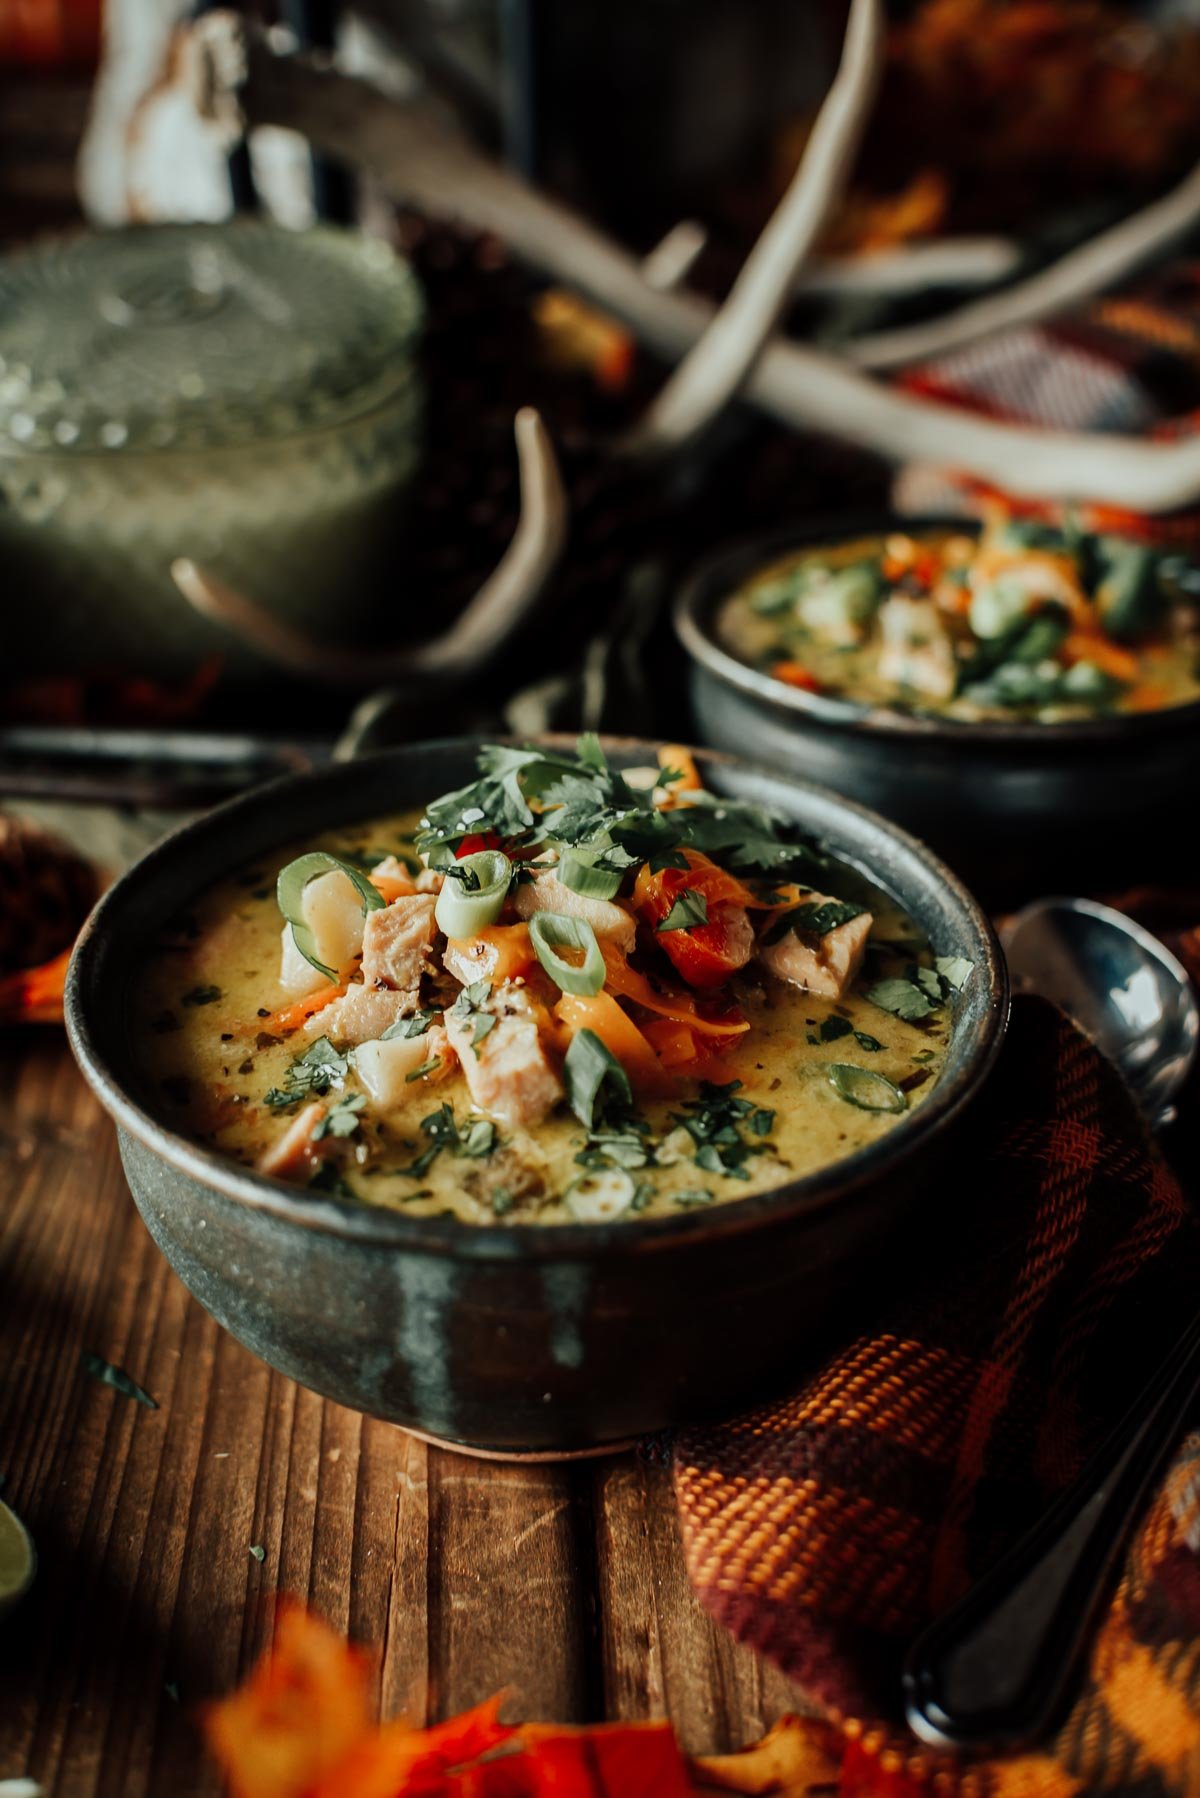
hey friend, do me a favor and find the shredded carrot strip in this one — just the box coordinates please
[770,660,822,693]
[555,991,675,1096]
[1060,632,1140,684]
[600,945,750,1037]
[259,983,347,1037]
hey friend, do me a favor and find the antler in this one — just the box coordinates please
[170,408,566,683]
[627,0,884,454]
[185,11,1200,511]
[849,158,1200,370]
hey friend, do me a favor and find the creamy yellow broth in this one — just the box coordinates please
[134,812,952,1225]
[719,528,1200,723]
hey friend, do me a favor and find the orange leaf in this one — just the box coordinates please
[690,1714,842,1795]
[0,946,72,1024]
[310,1696,515,1798]
[203,1603,373,1798]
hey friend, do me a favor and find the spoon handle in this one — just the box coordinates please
[902,1307,1200,1753]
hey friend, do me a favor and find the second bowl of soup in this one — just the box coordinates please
[677,516,1200,894]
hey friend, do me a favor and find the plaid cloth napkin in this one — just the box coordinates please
[892,258,1200,547]
[673,996,1200,1795]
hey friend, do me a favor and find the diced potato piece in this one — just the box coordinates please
[299,869,367,975]
[757,899,873,999]
[513,871,636,953]
[356,1026,453,1106]
[877,597,957,701]
[279,923,328,998]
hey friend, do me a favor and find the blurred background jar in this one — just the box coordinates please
[0,220,424,683]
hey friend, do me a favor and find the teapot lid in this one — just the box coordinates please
[0,221,423,455]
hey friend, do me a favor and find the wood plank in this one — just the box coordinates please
[592,1452,815,1755]
[428,1452,597,1722]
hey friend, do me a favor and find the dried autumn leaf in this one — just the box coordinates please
[203,1603,373,1798]
[309,1697,514,1798]
[690,1714,843,1796]
[518,1720,695,1796]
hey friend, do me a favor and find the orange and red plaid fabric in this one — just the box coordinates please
[674,996,1200,1795]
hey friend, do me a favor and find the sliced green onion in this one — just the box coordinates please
[827,1064,907,1115]
[565,1169,635,1222]
[529,912,605,996]
[556,846,623,902]
[434,850,511,939]
[277,852,386,980]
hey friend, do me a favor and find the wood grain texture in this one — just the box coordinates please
[0,1036,807,1794]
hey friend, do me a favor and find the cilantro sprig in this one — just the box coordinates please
[415,736,826,881]
[670,1080,775,1181]
[263,1037,349,1108]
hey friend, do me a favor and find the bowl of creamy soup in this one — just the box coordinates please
[677,516,1200,894]
[66,737,1005,1455]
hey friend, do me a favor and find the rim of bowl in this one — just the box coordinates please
[65,735,1009,1262]
[675,512,1200,747]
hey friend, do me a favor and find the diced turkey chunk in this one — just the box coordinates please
[877,597,957,701]
[370,855,417,894]
[278,924,328,998]
[513,870,636,953]
[415,867,445,895]
[463,1137,550,1215]
[295,869,368,977]
[257,1101,325,1180]
[361,895,437,993]
[445,986,563,1128]
[356,1025,453,1106]
[304,984,420,1045]
[756,897,873,999]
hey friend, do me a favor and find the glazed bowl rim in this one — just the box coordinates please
[65,734,1008,1262]
[675,511,1200,746]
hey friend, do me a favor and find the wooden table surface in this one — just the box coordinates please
[1,1033,810,1796]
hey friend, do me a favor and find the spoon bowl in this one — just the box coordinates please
[1002,898,1198,1130]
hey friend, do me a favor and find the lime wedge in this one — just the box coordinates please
[0,1500,36,1615]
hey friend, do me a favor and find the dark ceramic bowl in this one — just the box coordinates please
[65,738,1006,1457]
[676,516,1200,899]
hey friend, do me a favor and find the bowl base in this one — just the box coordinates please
[398,1421,639,1463]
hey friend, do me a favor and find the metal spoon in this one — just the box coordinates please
[1002,897,1199,1130]
[902,897,1199,1754]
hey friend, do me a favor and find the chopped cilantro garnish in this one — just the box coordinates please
[401,1104,498,1178]
[563,1029,633,1131]
[182,984,222,1006]
[657,890,709,933]
[671,1081,775,1180]
[414,737,827,880]
[263,1036,349,1108]
[789,901,864,935]
[380,1009,438,1041]
[867,977,939,1022]
[448,981,497,1058]
[312,1092,365,1140]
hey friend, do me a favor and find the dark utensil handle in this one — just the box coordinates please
[902,1306,1200,1753]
